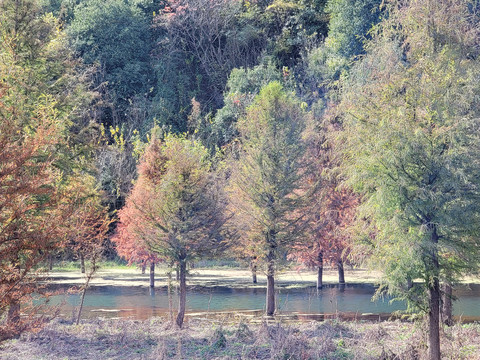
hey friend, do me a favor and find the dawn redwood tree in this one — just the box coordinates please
[116,133,230,327]
[0,0,104,340]
[228,82,317,316]
[0,95,70,341]
[66,177,111,324]
[0,76,103,343]
[291,184,357,288]
[65,176,111,275]
[290,115,358,288]
[113,215,162,288]
[340,1,480,358]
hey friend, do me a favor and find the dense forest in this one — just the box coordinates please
[2,0,480,358]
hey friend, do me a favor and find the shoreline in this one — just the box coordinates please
[46,266,480,289]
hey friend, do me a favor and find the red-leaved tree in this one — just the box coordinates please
[0,95,70,340]
[114,214,163,288]
[290,112,358,288]
[115,132,231,327]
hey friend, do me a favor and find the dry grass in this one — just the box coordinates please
[1,317,479,359]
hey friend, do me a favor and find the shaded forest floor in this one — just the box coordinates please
[1,317,479,359]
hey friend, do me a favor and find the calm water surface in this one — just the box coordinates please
[49,283,480,321]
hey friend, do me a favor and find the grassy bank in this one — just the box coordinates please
[1,317,479,359]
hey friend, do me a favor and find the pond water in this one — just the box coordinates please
[49,283,480,321]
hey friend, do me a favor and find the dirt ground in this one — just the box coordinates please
[47,265,480,289]
[45,266,390,288]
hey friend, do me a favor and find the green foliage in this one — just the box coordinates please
[229,81,315,264]
[116,132,230,262]
[306,0,382,82]
[340,0,480,312]
[263,0,329,67]
[150,0,269,134]
[68,0,154,126]
[212,62,283,147]
[326,0,382,59]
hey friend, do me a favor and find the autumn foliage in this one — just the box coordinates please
[290,114,358,286]
[114,132,230,327]
[0,87,109,340]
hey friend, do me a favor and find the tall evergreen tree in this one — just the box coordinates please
[228,82,317,315]
[340,1,480,358]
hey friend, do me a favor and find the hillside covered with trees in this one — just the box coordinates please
[2,0,480,358]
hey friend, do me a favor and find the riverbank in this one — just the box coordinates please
[1,317,479,359]
[46,265,480,289]
[46,266,387,289]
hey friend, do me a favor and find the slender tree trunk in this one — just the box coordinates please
[407,276,413,290]
[76,284,88,325]
[266,248,275,316]
[442,282,453,326]
[76,265,95,325]
[176,259,187,328]
[428,226,441,360]
[337,259,345,285]
[429,280,441,360]
[7,263,20,332]
[149,262,155,288]
[251,261,257,284]
[80,253,85,274]
[141,260,146,274]
[7,299,20,326]
[176,265,179,281]
[167,266,174,324]
[48,254,53,271]
[317,252,323,289]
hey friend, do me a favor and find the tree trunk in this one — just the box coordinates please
[7,299,20,326]
[266,249,275,316]
[176,265,179,281]
[48,254,53,271]
[141,260,146,274]
[7,264,21,332]
[429,279,441,360]
[149,262,155,288]
[442,282,453,326]
[428,226,441,360]
[337,259,345,285]
[251,262,257,284]
[317,252,323,289]
[176,259,187,328]
[167,267,174,324]
[76,284,88,325]
[80,253,85,274]
[407,276,413,290]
